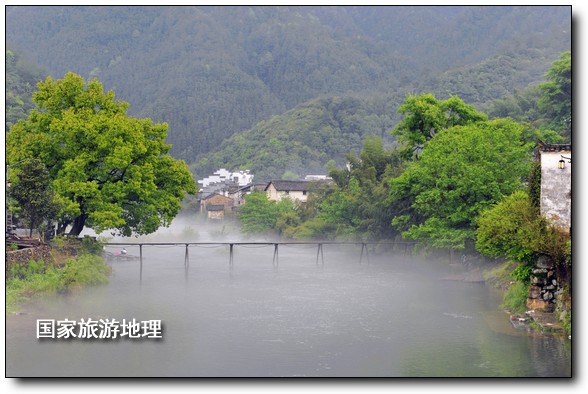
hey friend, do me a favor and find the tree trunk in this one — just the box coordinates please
[69,214,88,236]
[56,221,69,235]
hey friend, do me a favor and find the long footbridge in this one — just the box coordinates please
[104,241,416,283]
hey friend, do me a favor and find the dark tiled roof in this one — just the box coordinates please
[265,180,313,192]
[203,192,232,201]
[538,140,571,152]
[265,180,333,192]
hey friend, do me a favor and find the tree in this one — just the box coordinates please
[537,51,571,140]
[389,118,533,250]
[6,72,197,236]
[8,158,60,237]
[237,191,296,235]
[392,94,487,159]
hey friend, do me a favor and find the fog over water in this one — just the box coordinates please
[6,219,572,377]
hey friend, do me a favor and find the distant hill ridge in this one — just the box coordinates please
[6,6,571,176]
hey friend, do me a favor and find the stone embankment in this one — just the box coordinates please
[527,255,559,313]
[5,245,53,273]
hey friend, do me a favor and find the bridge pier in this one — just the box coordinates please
[316,243,324,265]
[139,244,143,285]
[360,243,370,265]
[229,243,234,269]
[184,244,190,278]
[273,243,279,267]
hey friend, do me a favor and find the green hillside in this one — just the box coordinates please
[5,6,570,166]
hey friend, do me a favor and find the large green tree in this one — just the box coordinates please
[392,94,487,159]
[6,72,197,236]
[389,118,533,250]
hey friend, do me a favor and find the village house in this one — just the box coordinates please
[228,183,268,206]
[264,180,331,203]
[205,204,226,220]
[537,141,571,232]
[200,193,233,220]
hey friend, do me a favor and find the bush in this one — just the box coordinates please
[60,254,111,289]
[80,236,105,255]
[511,264,533,282]
[476,190,544,264]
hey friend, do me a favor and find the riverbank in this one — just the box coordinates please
[5,238,111,314]
[482,259,571,338]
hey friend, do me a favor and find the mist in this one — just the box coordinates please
[7,218,571,377]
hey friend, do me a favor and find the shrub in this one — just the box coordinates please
[511,264,533,282]
[476,190,544,264]
[60,254,111,289]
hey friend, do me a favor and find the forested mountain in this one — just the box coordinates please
[192,96,390,181]
[5,6,571,174]
[5,49,47,133]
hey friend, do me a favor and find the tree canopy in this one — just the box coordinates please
[6,72,197,236]
[389,118,533,250]
[537,51,571,139]
[392,94,487,159]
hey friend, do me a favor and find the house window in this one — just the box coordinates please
[303,191,307,195]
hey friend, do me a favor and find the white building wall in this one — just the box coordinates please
[540,151,571,231]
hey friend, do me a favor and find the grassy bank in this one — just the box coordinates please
[6,253,111,314]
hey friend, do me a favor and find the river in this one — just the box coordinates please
[5,229,572,377]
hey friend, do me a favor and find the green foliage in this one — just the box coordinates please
[6,7,569,165]
[7,158,60,237]
[192,96,388,181]
[476,191,542,264]
[6,254,111,313]
[237,191,291,235]
[538,51,571,139]
[390,118,532,250]
[80,236,106,255]
[5,48,47,132]
[527,160,542,208]
[6,72,197,236]
[60,254,111,289]
[8,260,47,280]
[501,281,529,314]
[511,264,533,282]
[392,94,487,159]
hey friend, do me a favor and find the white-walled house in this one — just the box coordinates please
[265,180,312,202]
[264,180,333,203]
[538,141,571,232]
[198,169,254,188]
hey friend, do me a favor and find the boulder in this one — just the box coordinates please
[536,254,555,269]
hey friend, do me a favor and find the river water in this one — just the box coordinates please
[5,233,572,377]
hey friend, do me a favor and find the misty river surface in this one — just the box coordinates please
[6,235,572,377]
